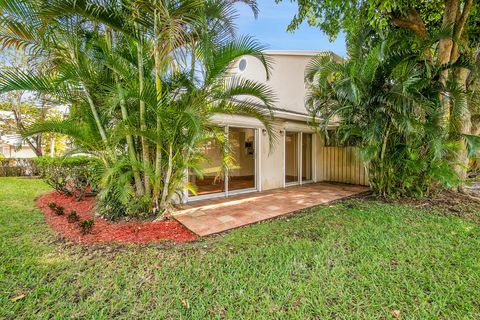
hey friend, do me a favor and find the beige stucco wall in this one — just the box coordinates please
[259,119,285,191]
[234,53,314,114]
[259,119,320,191]
[1,145,37,158]
[210,115,321,192]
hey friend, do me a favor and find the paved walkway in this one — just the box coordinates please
[174,183,369,236]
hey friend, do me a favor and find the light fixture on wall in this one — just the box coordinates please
[279,130,285,136]
[262,129,267,135]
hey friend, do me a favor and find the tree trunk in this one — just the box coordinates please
[50,135,55,157]
[472,116,480,136]
[11,92,43,156]
[136,23,151,197]
[153,6,165,212]
[438,0,459,129]
[116,81,145,196]
[453,67,472,191]
[84,86,108,142]
[450,0,473,62]
[159,144,173,214]
[448,0,474,190]
[106,27,144,196]
[387,1,475,191]
[389,8,428,38]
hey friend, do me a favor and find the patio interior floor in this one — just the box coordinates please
[174,183,369,236]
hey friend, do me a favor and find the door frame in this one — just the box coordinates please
[284,130,315,187]
[185,126,259,203]
[226,125,259,197]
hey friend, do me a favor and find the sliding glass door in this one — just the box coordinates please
[285,132,299,184]
[302,133,313,182]
[188,126,257,200]
[228,127,256,192]
[285,131,314,185]
[188,139,225,197]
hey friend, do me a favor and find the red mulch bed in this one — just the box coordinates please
[36,192,198,244]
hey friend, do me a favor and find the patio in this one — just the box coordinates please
[174,183,369,236]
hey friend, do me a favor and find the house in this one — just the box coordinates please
[0,111,38,159]
[0,134,38,158]
[184,50,368,202]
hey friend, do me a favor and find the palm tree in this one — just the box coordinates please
[0,0,275,217]
[306,25,460,197]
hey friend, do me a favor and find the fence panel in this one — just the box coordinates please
[318,146,368,186]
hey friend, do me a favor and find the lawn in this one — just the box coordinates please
[1,177,479,319]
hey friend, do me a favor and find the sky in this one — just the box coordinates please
[234,1,347,57]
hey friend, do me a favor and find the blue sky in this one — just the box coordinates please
[234,1,347,57]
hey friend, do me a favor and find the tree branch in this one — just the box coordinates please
[450,0,473,64]
[10,92,43,156]
[453,0,473,40]
[388,8,428,38]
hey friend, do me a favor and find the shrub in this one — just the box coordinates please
[35,156,101,200]
[96,189,152,221]
[0,158,40,177]
[53,206,65,216]
[67,211,80,223]
[78,219,95,235]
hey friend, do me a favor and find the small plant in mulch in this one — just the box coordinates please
[67,211,80,223]
[78,219,95,235]
[47,202,57,210]
[53,205,65,216]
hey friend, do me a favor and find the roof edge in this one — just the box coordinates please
[262,50,324,56]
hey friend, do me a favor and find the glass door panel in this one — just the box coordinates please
[285,132,299,183]
[228,127,256,191]
[302,133,313,181]
[188,139,225,196]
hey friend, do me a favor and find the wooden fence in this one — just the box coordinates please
[317,146,369,186]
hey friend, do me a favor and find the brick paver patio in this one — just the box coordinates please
[174,183,369,236]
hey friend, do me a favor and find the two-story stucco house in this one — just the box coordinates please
[184,50,368,203]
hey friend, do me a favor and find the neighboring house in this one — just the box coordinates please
[185,50,368,203]
[0,111,38,159]
[0,134,37,158]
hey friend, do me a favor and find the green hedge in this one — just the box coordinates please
[0,158,40,177]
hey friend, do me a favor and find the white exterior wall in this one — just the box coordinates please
[261,120,324,191]
[0,144,37,158]
[226,51,326,191]
[259,120,285,191]
[210,115,324,192]
[233,52,317,114]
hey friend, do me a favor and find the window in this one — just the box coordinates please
[188,126,257,199]
[302,133,313,181]
[228,127,256,191]
[285,132,299,183]
[238,59,247,72]
[285,132,314,185]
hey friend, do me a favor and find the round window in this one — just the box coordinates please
[238,59,247,72]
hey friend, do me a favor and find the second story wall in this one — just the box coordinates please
[234,51,320,115]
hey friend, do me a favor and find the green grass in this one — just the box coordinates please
[1,177,479,319]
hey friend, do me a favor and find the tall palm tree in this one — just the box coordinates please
[0,0,276,217]
[306,25,461,197]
